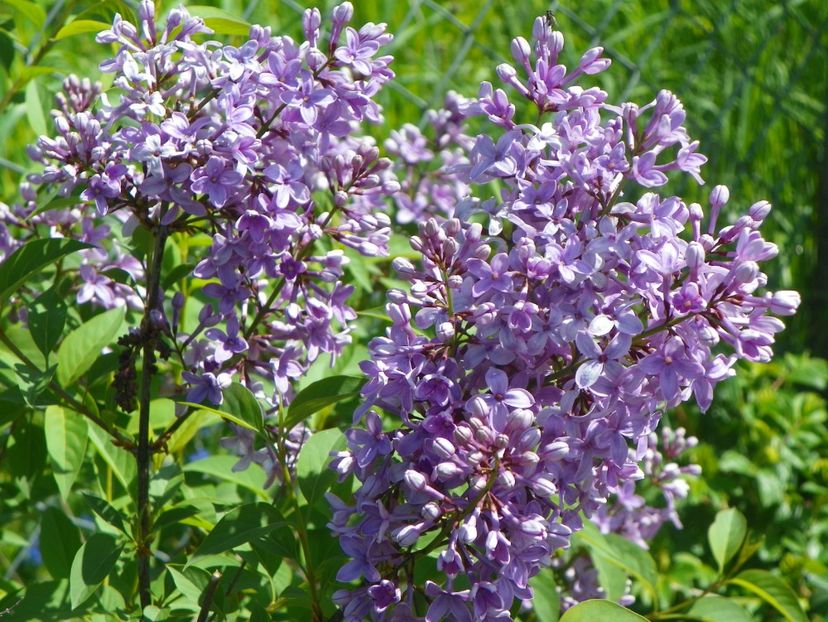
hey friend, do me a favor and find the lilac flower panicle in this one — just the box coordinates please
[332,14,798,621]
[6,1,397,484]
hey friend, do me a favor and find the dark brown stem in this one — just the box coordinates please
[196,571,222,622]
[136,223,168,612]
[151,407,196,452]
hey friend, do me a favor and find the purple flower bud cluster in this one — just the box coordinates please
[330,15,798,621]
[384,92,475,224]
[10,2,398,482]
[555,427,700,612]
[592,426,700,548]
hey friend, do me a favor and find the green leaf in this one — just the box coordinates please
[0,238,90,302]
[24,79,46,136]
[179,383,264,434]
[187,5,251,35]
[286,376,364,430]
[88,424,136,490]
[687,595,752,622]
[221,382,264,433]
[4,0,46,31]
[729,569,808,622]
[529,567,560,622]
[69,533,123,609]
[296,427,346,509]
[707,508,747,573]
[183,455,268,500]
[167,564,211,611]
[81,493,128,534]
[53,19,112,40]
[591,546,628,602]
[56,307,126,387]
[44,405,88,498]
[559,599,648,621]
[573,521,658,601]
[40,506,82,579]
[195,503,284,557]
[0,30,14,70]
[28,288,67,359]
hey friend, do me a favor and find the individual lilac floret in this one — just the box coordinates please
[332,14,798,621]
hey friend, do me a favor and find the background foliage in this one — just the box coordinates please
[0,0,826,620]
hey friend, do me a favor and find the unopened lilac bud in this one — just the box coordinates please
[307,48,327,71]
[421,502,441,521]
[382,180,401,194]
[518,427,541,451]
[466,222,483,242]
[519,450,540,467]
[733,261,759,284]
[494,433,510,449]
[467,395,489,419]
[330,2,353,45]
[198,304,220,327]
[511,36,532,65]
[699,233,716,251]
[710,185,730,209]
[474,426,494,445]
[447,275,463,289]
[685,241,704,274]
[423,218,439,238]
[303,7,321,40]
[474,244,492,260]
[404,469,427,492]
[454,424,473,446]
[579,47,610,74]
[392,524,421,547]
[171,292,184,310]
[436,321,455,341]
[332,190,349,207]
[532,476,557,497]
[496,63,518,84]
[497,469,516,488]
[541,439,569,461]
[458,518,478,543]
[444,218,461,236]
[698,323,719,346]
[770,290,800,316]
[432,437,455,459]
[749,200,771,223]
[467,450,484,468]
[387,289,408,304]
[392,257,416,277]
[434,462,462,481]
[54,115,70,135]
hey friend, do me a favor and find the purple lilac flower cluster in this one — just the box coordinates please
[7,2,397,482]
[329,16,799,621]
[556,426,700,612]
[384,92,473,224]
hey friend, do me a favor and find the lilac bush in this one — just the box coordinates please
[330,15,799,621]
[0,3,805,621]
